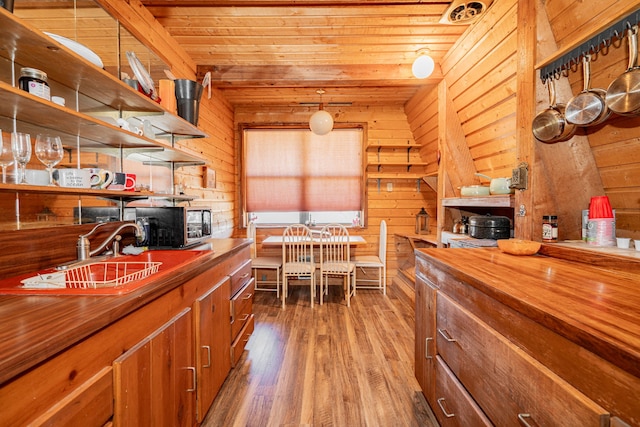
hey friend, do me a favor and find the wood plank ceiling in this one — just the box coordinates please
[141,0,476,107]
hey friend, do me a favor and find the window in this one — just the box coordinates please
[243,128,364,226]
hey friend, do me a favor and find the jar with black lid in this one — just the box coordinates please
[19,67,50,101]
[542,215,558,242]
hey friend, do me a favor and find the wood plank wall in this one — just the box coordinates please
[542,0,640,240]
[405,0,519,236]
[234,105,437,281]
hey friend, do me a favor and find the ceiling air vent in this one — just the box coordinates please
[439,1,493,25]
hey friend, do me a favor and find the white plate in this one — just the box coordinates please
[126,51,155,96]
[43,32,104,68]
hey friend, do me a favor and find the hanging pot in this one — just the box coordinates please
[606,25,640,115]
[565,54,611,126]
[532,79,577,143]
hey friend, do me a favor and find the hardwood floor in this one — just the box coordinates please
[202,278,439,427]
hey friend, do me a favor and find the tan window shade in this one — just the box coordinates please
[245,129,362,212]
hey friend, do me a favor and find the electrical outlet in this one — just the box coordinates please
[511,163,528,190]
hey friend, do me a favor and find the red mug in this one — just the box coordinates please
[125,173,136,191]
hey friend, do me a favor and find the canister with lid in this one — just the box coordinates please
[19,67,51,101]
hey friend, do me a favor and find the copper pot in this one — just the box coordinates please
[532,79,577,143]
[565,54,611,126]
[606,26,640,116]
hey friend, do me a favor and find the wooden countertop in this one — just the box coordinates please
[0,238,251,386]
[416,247,640,378]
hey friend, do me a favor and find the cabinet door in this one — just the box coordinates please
[195,277,231,422]
[415,270,437,406]
[113,307,196,427]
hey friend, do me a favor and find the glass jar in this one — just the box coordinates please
[19,67,50,101]
[542,215,558,242]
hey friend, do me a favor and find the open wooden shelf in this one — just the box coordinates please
[0,183,195,202]
[442,195,515,208]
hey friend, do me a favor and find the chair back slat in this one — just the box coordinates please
[320,224,350,272]
[282,224,314,274]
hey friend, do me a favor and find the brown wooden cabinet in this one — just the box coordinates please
[229,259,254,367]
[414,249,632,426]
[113,307,196,426]
[194,277,231,422]
[414,259,437,405]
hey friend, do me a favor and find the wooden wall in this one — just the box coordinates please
[405,0,519,238]
[405,0,640,241]
[541,0,640,240]
[234,104,437,280]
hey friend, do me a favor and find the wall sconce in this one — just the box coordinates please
[309,89,334,135]
[412,49,435,79]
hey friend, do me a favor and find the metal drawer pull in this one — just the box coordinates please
[425,337,433,359]
[240,313,250,322]
[202,345,211,368]
[240,273,250,279]
[437,328,457,342]
[436,397,455,418]
[518,413,536,427]
[243,293,253,300]
[186,367,196,392]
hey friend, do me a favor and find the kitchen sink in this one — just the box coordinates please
[0,249,210,295]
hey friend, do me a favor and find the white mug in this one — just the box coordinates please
[53,168,91,188]
[25,169,49,186]
[108,172,136,191]
[86,168,114,189]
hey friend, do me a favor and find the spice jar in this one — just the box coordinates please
[19,67,50,101]
[542,215,558,242]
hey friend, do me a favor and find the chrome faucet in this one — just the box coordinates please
[77,222,143,261]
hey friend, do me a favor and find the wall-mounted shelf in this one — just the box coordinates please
[0,8,206,142]
[366,143,421,151]
[442,195,514,208]
[0,183,195,202]
[368,172,428,180]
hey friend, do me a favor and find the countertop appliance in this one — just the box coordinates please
[76,206,212,249]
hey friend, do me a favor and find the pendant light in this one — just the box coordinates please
[309,89,334,135]
[412,49,435,79]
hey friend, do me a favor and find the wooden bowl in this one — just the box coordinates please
[497,239,541,256]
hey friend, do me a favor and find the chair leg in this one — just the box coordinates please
[282,276,287,309]
[310,272,315,308]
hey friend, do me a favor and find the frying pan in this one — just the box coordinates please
[532,79,577,143]
[606,26,640,115]
[565,54,610,126]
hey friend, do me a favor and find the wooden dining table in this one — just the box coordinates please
[261,234,367,247]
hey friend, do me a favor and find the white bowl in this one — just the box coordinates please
[461,185,490,196]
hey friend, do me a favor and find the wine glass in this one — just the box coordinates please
[0,131,14,184]
[11,132,31,184]
[35,134,64,185]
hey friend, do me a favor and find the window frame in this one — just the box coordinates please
[239,123,368,228]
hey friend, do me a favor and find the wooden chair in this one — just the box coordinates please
[319,224,356,306]
[247,221,282,300]
[352,219,387,295]
[282,224,316,308]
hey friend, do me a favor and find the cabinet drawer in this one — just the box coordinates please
[434,356,491,427]
[437,293,609,426]
[230,259,252,296]
[231,279,254,339]
[29,366,113,427]
[231,314,254,367]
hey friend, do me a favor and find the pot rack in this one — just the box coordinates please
[540,8,640,82]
